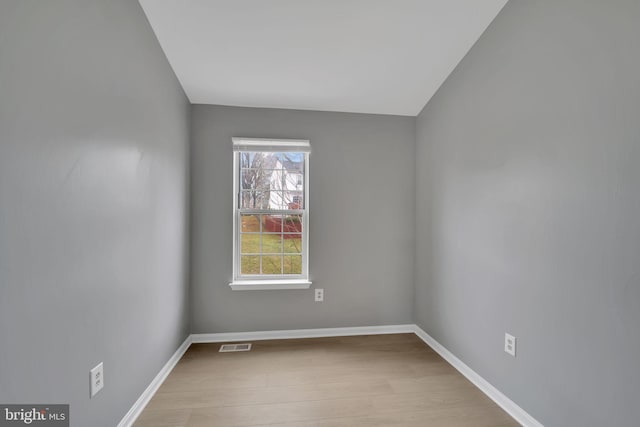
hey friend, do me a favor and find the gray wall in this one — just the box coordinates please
[414,1,640,426]
[191,105,415,333]
[0,1,190,426]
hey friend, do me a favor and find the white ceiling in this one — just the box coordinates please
[139,0,507,116]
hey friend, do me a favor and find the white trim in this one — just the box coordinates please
[117,335,192,427]
[191,324,415,343]
[229,280,312,290]
[232,137,310,152]
[412,325,544,427]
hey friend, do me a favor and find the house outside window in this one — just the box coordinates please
[231,138,311,290]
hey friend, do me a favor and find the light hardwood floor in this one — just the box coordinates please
[134,334,519,427]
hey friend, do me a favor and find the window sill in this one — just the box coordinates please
[229,280,312,291]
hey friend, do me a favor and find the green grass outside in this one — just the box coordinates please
[240,215,302,275]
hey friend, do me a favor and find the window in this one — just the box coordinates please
[231,138,310,290]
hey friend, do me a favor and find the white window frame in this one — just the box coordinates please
[230,137,311,290]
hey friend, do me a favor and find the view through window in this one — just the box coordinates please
[233,138,309,283]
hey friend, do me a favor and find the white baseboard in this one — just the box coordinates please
[412,325,543,427]
[191,324,415,343]
[117,335,192,427]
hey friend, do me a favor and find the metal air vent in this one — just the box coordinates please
[219,343,252,352]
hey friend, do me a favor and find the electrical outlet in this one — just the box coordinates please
[504,333,516,357]
[314,288,324,302]
[90,362,104,397]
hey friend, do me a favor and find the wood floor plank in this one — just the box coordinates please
[133,334,519,427]
[145,379,393,411]
[185,397,373,426]
[133,408,191,427]
[264,405,517,427]
[387,373,476,394]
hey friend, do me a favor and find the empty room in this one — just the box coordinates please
[1,1,639,426]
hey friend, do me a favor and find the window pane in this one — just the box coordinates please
[240,214,261,232]
[274,152,304,173]
[283,234,302,254]
[240,190,269,209]
[240,153,272,208]
[268,191,286,210]
[263,214,283,233]
[262,255,282,275]
[284,255,302,274]
[261,232,282,254]
[239,152,267,169]
[288,191,304,209]
[240,233,260,254]
[283,214,302,233]
[241,256,260,274]
[277,190,304,210]
[240,169,266,189]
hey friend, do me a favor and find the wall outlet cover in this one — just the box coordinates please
[90,362,104,397]
[504,333,516,357]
